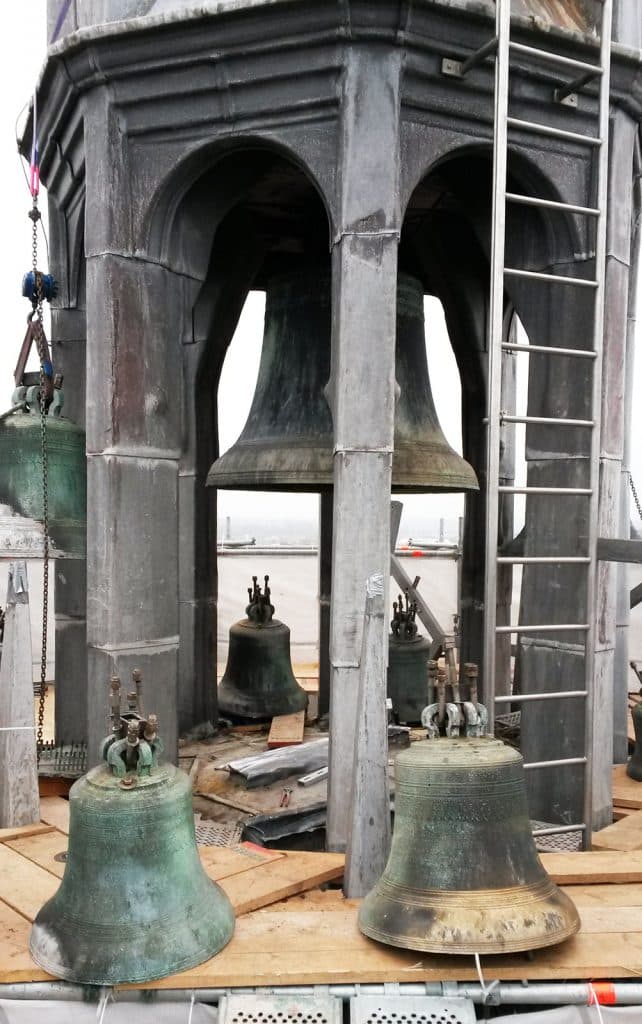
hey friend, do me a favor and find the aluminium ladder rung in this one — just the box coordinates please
[504,267,598,288]
[495,623,590,633]
[510,41,603,78]
[497,556,591,565]
[498,486,592,495]
[507,116,601,147]
[500,414,594,427]
[532,823,586,837]
[505,192,600,217]
[495,690,587,704]
[502,342,597,359]
[524,757,587,771]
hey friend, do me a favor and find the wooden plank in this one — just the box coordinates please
[541,849,642,883]
[267,711,306,749]
[0,823,55,843]
[131,909,642,989]
[213,850,344,915]
[562,883,642,907]
[198,843,284,881]
[0,899,49,983]
[39,796,70,834]
[613,804,637,820]
[0,844,59,921]
[612,763,642,809]
[592,809,642,851]
[6,830,69,879]
[597,538,642,564]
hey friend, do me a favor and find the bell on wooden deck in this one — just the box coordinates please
[387,592,432,724]
[0,385,85,558]
[218,575,308,720]
[627,701,642,781]
[207,271,478,493]
[359,737,580,955]
[29,673,235,985]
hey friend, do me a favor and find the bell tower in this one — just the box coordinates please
[37,0,642,844]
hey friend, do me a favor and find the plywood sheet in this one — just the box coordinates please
[39,796,70,834]
[0,823,55,843]
[0,900,48,983]
[541,850,642,883]
[268,711,305,748]
[214,850,344,915]
[592,810,642,851]
[0,844,59,921]
[6,830,69,879]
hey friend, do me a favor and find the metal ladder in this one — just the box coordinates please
[453,0,613,846]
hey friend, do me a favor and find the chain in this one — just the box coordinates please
[31,198,49,758]
[631,473,642,524]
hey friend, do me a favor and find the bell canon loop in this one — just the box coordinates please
[218,575,308,720]
[29,673,235,985]
[358,737,580,955]
[207,271,478,493]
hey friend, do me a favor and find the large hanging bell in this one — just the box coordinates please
[29,673,235,984]
[218,575,308,720]
[627,699,642,781]
[387,592,432,724]
[359,737,580,954]
[208,271,478,492]
[0,387,85,558]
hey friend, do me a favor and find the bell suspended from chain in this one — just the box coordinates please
[358,736,580,954]
[387,591,433,724]
[208,271,478,492]
[29,673,235,984]
[218,575,308,720]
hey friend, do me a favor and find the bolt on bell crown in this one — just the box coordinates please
[29,672,235,985]
[208,272,478,493]
[358,737,580,955]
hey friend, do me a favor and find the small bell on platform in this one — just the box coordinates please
[0,384,85,558]
[627,699,642,781]
[358,737,580,955]
[387,592,432,724]
[29,673,235,985]
[218,576,308,720]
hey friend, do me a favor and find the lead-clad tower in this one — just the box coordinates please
[36,0,641,843]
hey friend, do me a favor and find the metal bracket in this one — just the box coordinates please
[441,57,464,78]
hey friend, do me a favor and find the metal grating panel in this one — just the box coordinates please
[194,816,243,847]
[351,995,477,1024]
[531,821,583,852]
[219,994,342,1024]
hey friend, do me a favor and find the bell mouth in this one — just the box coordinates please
[358,875,580,955]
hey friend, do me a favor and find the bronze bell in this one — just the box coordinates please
[29,673,235,985]
[387,592,432,724]
[207,271,478,492]
[218,575,308,720]
[359,737,580,954]
[0,386,86,558]
[627,699,642,781]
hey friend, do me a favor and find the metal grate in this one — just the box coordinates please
[194,816,243,847]
[532,820,583,852]
[218,994,342,1024]
[37,742,87,778]
[351,996,476,1024]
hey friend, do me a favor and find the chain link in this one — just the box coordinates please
[31,198,49,758]
[631,473,642,524]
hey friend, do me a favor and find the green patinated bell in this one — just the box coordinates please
[29,674,235,984]
[359,737,580,955]
[387,592,432,724]
[218,575,308,720]
[627,701,642,781]
[0,393,86,558]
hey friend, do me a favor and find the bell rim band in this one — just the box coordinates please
[371,874,558,909]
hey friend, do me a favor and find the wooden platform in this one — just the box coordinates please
[4,798,642,988]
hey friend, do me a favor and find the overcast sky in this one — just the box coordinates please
[1,4,640,539]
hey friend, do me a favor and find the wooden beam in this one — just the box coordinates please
[597,538,642,564]
[631,581,642,609]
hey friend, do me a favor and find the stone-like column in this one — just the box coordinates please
[326,49,401,852]
[50,306,87,745]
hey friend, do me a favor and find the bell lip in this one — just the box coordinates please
[29,886,236,985]
[358,882,580,956]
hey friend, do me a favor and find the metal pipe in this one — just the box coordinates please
[507,116,601,147]
[499,486,592,495]
[496,623,589,633]
[3,981,642,1006]
[524,756,587,770]
[505,193,600,217]
[505,267,598,287]
[495,689,587,704]
[501,342,597,358]
[510,41,602,76]
[500,415,594,427]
